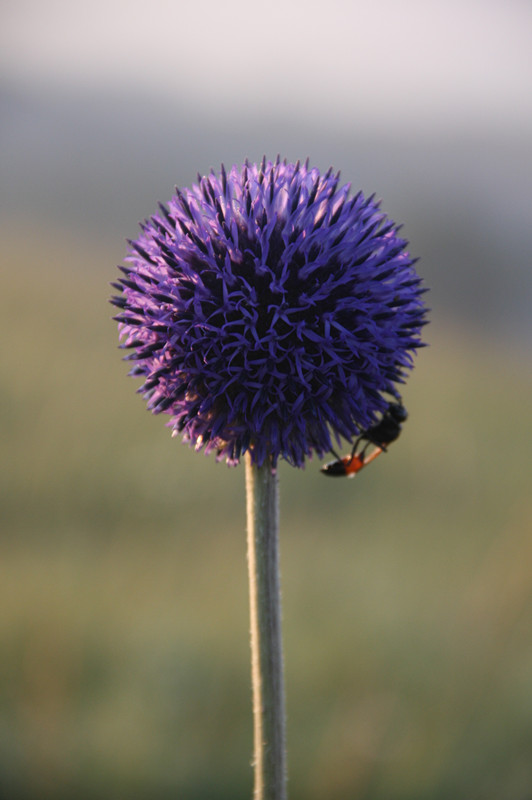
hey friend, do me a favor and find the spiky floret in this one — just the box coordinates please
[111,157,428,467]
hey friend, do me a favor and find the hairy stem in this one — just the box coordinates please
[245,453,287,800]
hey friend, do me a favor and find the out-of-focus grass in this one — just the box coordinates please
[1,226,532,799]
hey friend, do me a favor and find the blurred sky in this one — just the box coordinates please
[2,0,532,135]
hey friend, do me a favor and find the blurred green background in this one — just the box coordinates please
[2,1,532,798]
[2,220,532,800]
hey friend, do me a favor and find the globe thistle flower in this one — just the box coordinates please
[111,157,427,469]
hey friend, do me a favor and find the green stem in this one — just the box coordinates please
[245,453,287,800]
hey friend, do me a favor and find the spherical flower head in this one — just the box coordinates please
[111,157,428,468]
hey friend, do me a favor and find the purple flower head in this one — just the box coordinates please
[111,157,428,468]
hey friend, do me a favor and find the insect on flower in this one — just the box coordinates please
[320,446,384,478]
[321,401,408,477]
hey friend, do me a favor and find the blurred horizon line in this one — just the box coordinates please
[3,75,532,143]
